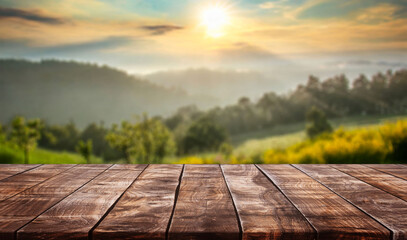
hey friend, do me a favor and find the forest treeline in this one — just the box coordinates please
[165,69,407,153]
[1,68,407,163]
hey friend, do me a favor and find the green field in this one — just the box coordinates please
[0,144,103,164]
[233,114,407,157]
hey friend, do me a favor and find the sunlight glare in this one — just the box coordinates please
[201,4,230,38]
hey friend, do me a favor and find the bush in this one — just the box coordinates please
[306,106,333,139]
[380,120,407,162]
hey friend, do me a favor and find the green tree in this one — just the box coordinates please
[306,107,332,139]
[79,122,121,160]
[39,121,79,152]
[183,117,228,153]
[106,121,138,163]
[10,116,42,164]
[138,116,176,163]
[76,140,93,164]
[106,115,175,164]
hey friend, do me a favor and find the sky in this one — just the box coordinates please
[0,0,406,84]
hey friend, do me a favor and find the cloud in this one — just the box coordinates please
[0,7,65,24]
[355,4,399,24]
[295,0,407,20]
[259,2,276,9]
[140,25,183,35]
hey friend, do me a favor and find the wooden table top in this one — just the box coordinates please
[0,164,406,240]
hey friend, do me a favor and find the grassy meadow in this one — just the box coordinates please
[0,144,103,164]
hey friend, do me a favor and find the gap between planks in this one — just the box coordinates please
[220,164,243,240]
[164,165,185,240]
[0,164,42,182]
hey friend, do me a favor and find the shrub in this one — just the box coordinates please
[306,107,332,139]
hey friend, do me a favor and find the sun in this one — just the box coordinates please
[201,4,230,38]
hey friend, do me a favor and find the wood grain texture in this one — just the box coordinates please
[365,164,407,181]
[0,164,405,239]
[258,164,390,240]
[221,164,315,240]
[295,164,407,240]
[93,164,183,240]
[18,164,147,240]
[0,164,40,181]
[332,164,407,202]
[0,164,74,201]
[0,164,111,240]
[168,165,240,240]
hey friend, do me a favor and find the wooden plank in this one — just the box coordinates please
[0,164,40,181]
[93,164,183,240]
[295,164,407,240]
[168,165,240,240]
[221,164,315,240]
[365,164,407,181]
[332,164,407,202]
[0,164,112,240]
[258,164,390,240]
[18,164,147,240]
[0,164,74,201]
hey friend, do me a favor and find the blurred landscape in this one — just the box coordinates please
[1,59,406,164]
[0,0,407,164]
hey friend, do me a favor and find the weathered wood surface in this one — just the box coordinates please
[0,164,40,181]
[258,164,390,239]
[168,165,240,240]
[366,164,407,181]
[295,164,407,240]
[221,164,315,240]
[93,164,183,240]
[0,164,74,201]
[332,164,407,202]
[0,164,406,240]
[18,164,146,240]
[0,164,112,239]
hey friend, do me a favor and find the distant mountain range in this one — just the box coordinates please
[0,59,217,127]
[144,68,285,104]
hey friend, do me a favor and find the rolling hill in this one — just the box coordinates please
[0,59,217,127]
